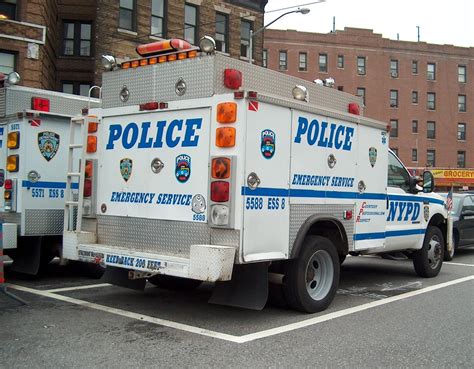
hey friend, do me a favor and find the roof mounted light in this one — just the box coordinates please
[101,55,117,71]
[314,79,324,86]
[7,72,20,85]
[292,85,308,102]
[324,77,335,88]
[199,36,216,54]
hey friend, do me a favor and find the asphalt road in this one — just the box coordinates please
[1,248,473,368]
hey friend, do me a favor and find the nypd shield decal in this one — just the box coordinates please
[120,158,133,182]
[261,129,276,159]
[38,131,60,162]
[369,147,377,167]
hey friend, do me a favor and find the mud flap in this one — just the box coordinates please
[10,236,42,275]
[209,263,268,310]
[100,266,146,290]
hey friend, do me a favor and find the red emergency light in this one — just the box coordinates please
[31,97,50,112]
[348,103,360,116]
[224,69,242,90]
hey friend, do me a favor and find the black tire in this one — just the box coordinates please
[283,236,340,313]
[338,254,347,265]
[77,261,106,279]
[413,226,444,277]
[148,275,201,290]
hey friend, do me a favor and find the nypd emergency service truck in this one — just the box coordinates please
[0,83,100,275]
[63,37,452,313]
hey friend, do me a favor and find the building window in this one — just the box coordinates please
[337,86,344,91]
[184,3,198,44]
[427,150,436,167]
[412,120,418,133]
[337,55,344,68]
[390,59,398,78]
[390,119,398,137]
[0,0,16,20]
[390,90,398,108]
[427,63,436,80]
[240,20,251,58]
[151,0,165,37]
[458,65,466,83]
[412,149,418,162]
[63,22,92,56]
[457,151,466,168]
[319,54,327,72]
[262,49,267,68]
[0,51,15,74]
[119,0,136,31]
[458,95,466,112]
[457,123,466,140]
[412,91,418,104]
[412,60,418,74]
[298,52,307,72]
[427,92,436,110]
[356,87,366,105]
[357,56,366,75]
[62,81,91,97]
[427,121,436,139]
[215,13,228,53]
[279,51,287,71]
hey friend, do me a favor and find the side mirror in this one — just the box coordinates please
[422,171,434,193]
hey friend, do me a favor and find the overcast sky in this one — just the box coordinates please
[264,0,473,48]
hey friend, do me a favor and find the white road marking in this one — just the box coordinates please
[45,283,111,293]
[444,262,474,267]
[8,275,473,344]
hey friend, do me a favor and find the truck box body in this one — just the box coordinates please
[64,48,450,311]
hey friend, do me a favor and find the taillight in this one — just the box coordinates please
[7,132,20,149]
[3,178,16,211]
[216,127,236,147]
[87,135,97,153]
[217,103,237,123]
[84,178,92,197]
[5,179,12,190]
[212,157,231,179]
[7,155,19,172]
[224,69,242,89]
[210,181,229,202]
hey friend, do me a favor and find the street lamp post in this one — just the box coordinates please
[249,8,310,64]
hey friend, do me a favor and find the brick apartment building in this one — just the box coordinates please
[0,0,267,95]
[264,28,474,171]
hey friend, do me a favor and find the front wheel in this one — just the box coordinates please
[413,226,444,277]
[283,236,340,313]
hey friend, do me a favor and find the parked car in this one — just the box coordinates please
[439,192,474,260]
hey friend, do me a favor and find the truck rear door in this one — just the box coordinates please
[98,107,211,223]
[242,102,291,262]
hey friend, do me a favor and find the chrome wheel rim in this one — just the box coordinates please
[427,235,442,269]
[305,250,334,301]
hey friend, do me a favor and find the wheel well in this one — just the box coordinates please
[291,218,348,259]
[428,213,447,244]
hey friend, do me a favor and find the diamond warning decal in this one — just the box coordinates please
[248,101,259,112]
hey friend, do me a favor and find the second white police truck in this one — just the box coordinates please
[63,37,452,313]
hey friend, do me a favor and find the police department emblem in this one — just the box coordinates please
[120,158,133,182]
[38,131,60,161]
[261,129,276,159]
[175,154,191,183]
[191,194,206,214]
[424,205,430,222]
[369,147,377,167]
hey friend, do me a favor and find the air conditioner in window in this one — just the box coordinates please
[391,71,398,78]
[390,103,398,108]
[358,67,365,75]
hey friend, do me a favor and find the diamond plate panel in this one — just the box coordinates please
[0,212,21,224]
[210,228,240,247]
[0,87,5,118]
[24,209,64,235]
[289,204,355,254]
[96,215,239,257]
[6,86,100,116]
[101,56,215,109]
[214,55,364,116]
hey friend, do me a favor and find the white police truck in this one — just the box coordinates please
[63,37,452,312]
[0,81,100,275]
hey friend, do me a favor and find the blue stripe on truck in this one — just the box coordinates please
[22,181,79,189]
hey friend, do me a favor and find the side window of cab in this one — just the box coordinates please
[387,151,410,192]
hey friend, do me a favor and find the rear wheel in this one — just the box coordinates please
[413,226,444,277]
[148,275,201,290]
[283,236,339,313]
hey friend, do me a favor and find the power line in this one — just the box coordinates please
[265,1,325,14]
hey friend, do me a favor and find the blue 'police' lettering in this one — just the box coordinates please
[106,118,203,150]
[387,201,420,222]
[294,116,354,151]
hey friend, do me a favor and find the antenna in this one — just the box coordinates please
[397,33,399,41]
[416,26,420,42]
[333,16,335,32]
